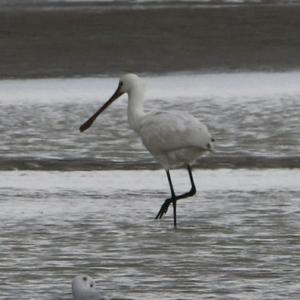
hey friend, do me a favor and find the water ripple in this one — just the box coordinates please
[0,170,299,299]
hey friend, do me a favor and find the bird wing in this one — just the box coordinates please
[139,111,213,154]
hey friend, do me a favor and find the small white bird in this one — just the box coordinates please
[72,274,108,300]
[80,73,214,227]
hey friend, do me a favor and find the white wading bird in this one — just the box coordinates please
[80,73,214,227]
[72,274,108,300]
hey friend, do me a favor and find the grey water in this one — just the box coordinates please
[0,73,299,299]
[0,72,299,170]
[0,170,299,299]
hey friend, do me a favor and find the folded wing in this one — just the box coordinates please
[139,111,213,155]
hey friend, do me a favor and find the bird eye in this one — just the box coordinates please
[119,81,123,87]
[83,276,87,281]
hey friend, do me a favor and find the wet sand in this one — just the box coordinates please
[1,5,300,78]
[0,156,299,171]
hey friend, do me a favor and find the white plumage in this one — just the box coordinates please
[139,111,214,169]
[80,73,214,227]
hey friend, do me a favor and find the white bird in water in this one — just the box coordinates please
[72,274,108,300]
[80,73,214,227]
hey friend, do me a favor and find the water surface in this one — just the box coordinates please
[0,169,299,299]
[0,73,299,299]
[0,72,299,169]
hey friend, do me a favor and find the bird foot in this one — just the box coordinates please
[155,198,173,219]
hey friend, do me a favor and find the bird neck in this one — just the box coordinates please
[127,86,145,132]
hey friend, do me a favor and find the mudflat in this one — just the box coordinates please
[1,5,300,78]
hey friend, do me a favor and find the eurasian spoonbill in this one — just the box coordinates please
[80,73,214,227]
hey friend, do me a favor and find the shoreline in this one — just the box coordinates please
[0,156,299,171]
[2,0,300,10]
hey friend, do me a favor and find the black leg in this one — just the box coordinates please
[155,170,176,226]
[187,165,196,195]
[173,199,177,228]
[155,165,197,227]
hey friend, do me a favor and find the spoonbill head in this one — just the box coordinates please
[80,73,215,227]
[79,73,143,132]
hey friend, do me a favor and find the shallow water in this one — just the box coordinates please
[0,169,299,299]
[0,73,299,298]
[0,72,299,169]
